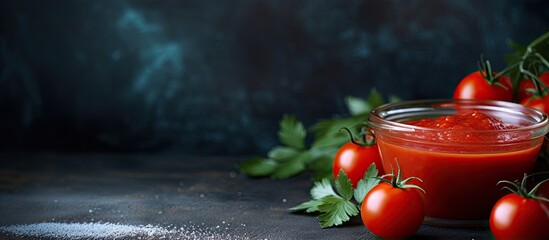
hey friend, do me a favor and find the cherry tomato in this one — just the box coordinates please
[453,71,513,101]
[332,141,382,188]
[489,193,549,240]
[517,72,549,102]
[361,182,425,239]
[520,94,549,114]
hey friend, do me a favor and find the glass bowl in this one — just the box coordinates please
[368,99,549,227]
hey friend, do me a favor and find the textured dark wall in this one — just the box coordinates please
[1,0,548,155]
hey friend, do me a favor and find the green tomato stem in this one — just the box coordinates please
[339,126,376,147]
[498,172,549,203]
[378,158,425,193]
[518,32,549,96]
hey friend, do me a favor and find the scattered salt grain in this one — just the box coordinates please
[0,222,249,240]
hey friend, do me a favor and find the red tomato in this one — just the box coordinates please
[518,72,549,102]
[361,182,425,239]
[453,71,513,101]
[520,94,549,114]
[333,141,382,187]
[489,193,549,240]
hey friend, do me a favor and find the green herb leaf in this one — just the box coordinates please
[305,154,336,181]
[317,195,359,228]
[271,157,306,179]
[354,163,380,204]
[290,171,364,228]
[238,89,396,183]
[335,170,353,200]
[310,133,349,149]
[310,117,364,148]
[288,199,323,213]
[311,178,337,200]
[388,94,402,104]
[344,89,384,116]
[278,115,307,149]
[267,146,300,161]
[367,88,385,110]
[237,157,278,177]
[345,96,372,116]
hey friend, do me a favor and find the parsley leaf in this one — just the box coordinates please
[278,115,306,149]
[317,171,359,228]
[345,88,383,116]
[317,195,359,228]
[271,151,310,179]
[237,157,278,177]
[354,163,381,204]
[238,116,309,179]
[367,88,384,111]
[288,199,322,213]
[239,90,395,180]
[289,163,381,228]
[267,146,300,161]
[310,178,337,200]
[309,116,364,148]
[335,170,353,200]
[288,178,336,213]
[305,154,334,181]
[345,96,372,116]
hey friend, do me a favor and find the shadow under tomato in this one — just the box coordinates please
[410,225,492,240]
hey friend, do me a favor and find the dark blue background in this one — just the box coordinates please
[1,0,548,155]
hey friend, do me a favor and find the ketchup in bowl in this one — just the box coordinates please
[368,100,549,226]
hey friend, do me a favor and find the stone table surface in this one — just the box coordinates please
[0,153,491,239]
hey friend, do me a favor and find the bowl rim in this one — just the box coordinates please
[368,99,549,134]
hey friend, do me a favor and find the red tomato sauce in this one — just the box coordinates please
[406,111,513,131]
[376,111,542,221]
